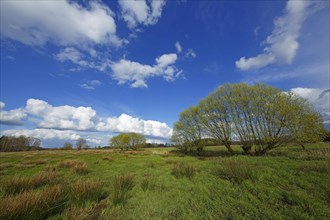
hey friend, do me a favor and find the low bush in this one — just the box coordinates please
[112,174,135,205]
[172,162,196,179]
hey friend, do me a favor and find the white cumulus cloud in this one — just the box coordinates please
[0,101,27,125]
[2,129,81,141]
[290,87,330,122]
[236,0,313,71]
[1,99,173,139]
[111,53,181,88]
[96,114,172,138]
[119,0,166,29]
[26,99,97,131]
[0,0,122,47]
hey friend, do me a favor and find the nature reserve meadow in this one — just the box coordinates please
[0,143,329,219]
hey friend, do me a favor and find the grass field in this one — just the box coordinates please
[0,143,329,219]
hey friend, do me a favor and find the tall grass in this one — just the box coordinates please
[69,179,105,205]
[59,159,89,175]
[112,174,135,205]
[0,185,66,219]
[141,174,156,192]
[214,158,254,184]
[172,162,196,179]
[2,170,58,195]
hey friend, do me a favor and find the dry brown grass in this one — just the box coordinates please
[112,174,135,205]
[69,179,104,204]
[0,185,65,219]
[59,159,89,175]
[0,163,13,171]
[102,156,113,161]
[298,148,330,159]
[2,170,58,195]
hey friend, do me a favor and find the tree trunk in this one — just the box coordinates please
[225,143,234,154]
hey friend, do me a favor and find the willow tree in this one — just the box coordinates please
[198,87,233,153]
[281,92,326,149]
[172,83,326,155]
[171,106,204,152]
[109,132,146,150]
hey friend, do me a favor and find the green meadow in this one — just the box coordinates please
[0,144,329,220]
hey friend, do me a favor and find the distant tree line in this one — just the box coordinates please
[0,135,42,152]
[172,83,327,155]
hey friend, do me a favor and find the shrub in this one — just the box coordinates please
[0,185,66,219]
[214,159,254,184]
[112,174,135,205]
[172,162,196,179]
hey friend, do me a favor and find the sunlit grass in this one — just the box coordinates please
[0,143,329,219]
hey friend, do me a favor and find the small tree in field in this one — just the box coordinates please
[76,138,87,150]
[109,133,146,150]
[63,142,73,150]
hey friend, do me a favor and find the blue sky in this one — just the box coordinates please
[0,0,329,147]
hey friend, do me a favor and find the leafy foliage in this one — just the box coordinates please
[109,132,146,150]
[172,83,326,155]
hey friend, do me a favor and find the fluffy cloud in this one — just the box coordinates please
[55,47,90,68]
[96,114,172,138]
[26,99,97,131]
[2,129,81,141]
[1,99,172,139]
[0,101,27,125]
[236,0,313,70]
[111,53,181,88]
[290,87,330,121]
[0,0,122,47]
[119,0,166,29]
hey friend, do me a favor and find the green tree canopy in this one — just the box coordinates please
[172,83,326,155]
[109,132,146,150]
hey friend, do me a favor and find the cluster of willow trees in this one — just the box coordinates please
[0,135,41,152]
[171,83,326,155]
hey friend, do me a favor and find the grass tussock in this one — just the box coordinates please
[214,159,254,184]
[172,162,196,179]
[59,159,89,175]
[0,163,13,171]
[112,174,135,205]
[2,170,58,195]
[299,148,330,159]
[141,174,156,192]
[0,185,66,220]
[300,161,330,173]
[102,156,113,161]
[69,179,105,205]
